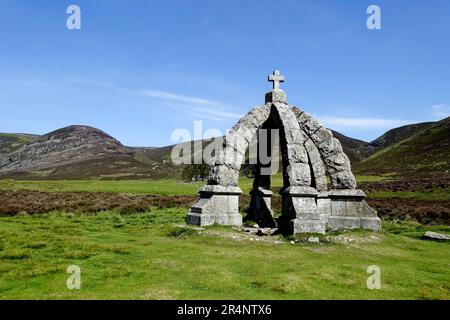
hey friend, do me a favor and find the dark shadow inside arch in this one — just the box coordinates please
[243,115,277,228]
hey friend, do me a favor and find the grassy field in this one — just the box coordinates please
[370,190,450,202]
[0,209,449,299]
[0,176,448,299]
[0,179,205,195]
[0,175,388,196]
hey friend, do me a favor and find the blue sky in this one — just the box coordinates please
[1,0,449,146]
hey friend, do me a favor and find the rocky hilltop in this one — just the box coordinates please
[0,126,131,173]
[0,126,175,179]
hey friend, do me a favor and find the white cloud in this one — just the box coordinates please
[319,117,410,128]
[142,89,242,121]
[142,90,221,107]
[193,107,242,119]
[431,104,450,118]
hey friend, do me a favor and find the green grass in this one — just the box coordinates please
[0,179,204,195]
[0,210,449,299]
[0,175,387,196]
[370,189,450,202]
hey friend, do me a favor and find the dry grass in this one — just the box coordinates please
[0,190,196,216]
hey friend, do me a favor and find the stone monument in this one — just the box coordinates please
[186,70,381,234]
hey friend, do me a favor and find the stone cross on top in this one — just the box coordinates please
[268,69,285,90]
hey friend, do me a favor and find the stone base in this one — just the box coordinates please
[245,187,276,228]
[278,186,326,235]
[278,217,326,235]
[186,211,243,227]
[327,216,380,231]
[185,212,215,226]
[186,185,243,227]
[361,217,382,231]
[265,89,286,103]
[325,189,381,231]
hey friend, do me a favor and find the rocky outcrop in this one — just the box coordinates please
[0,125,132,174]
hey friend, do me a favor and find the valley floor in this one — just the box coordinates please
[0,176,448,299]
[0,210,449,299]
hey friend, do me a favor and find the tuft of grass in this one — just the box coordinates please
[104,244,132,255]
[24,241,47,249]
[0,249,31,260]
[167,227,196,238]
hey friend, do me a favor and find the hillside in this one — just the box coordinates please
[369,122,435,149]
[353,117,450,174]
[0,133,39,154]
[0,126,176,180]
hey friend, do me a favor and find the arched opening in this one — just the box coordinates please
[244,112,278,228]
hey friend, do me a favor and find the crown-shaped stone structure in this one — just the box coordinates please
[186,70,380,234]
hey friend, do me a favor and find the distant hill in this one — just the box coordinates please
[368,122,435,150]
[0,126,177,179]
[353,117,450,174]
[1,118,448,179]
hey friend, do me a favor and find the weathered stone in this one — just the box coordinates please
[186,185,243,227]
[283,186,319,196]
[317,192,331,218]
[226,133,248,154]
[328,189,366,197]
[302,118,322,135]
[309,128,333,145]
[244,227,258,235]
[296,111,313,125]
[232,123,258,143]
[324,152,351,173]
[327,216,381,231]
[308,236,320,243]
[307,144,323,164]
[256,228,277,236]
[265,90,286,103]
[285,163,311,186]
[312,161,326,177]
[330,171,357,189]
[291,106,303,118]
[286,144,309,163]
[317,137,343,158]
[207,164,239,186]
[278,186,326,235]
[292,219,326,234]
[312,161,327,191]
[243,107,271,128]
[286,128,309,145]
[314,175,328,191]
[214,145,245,171]
[423,231,450,241]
